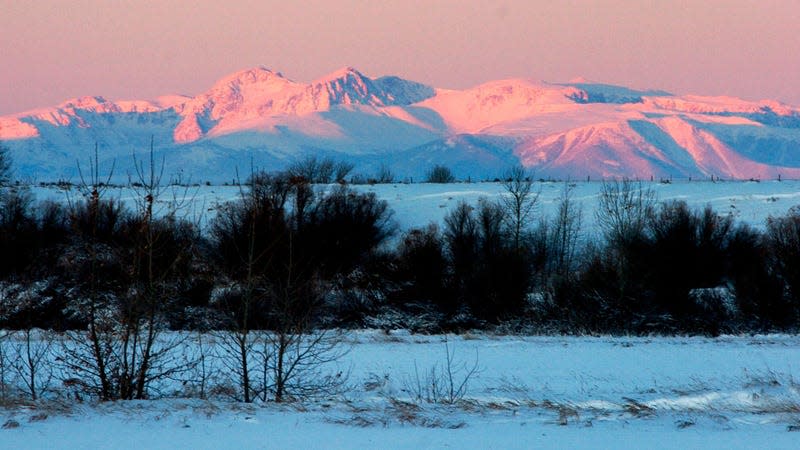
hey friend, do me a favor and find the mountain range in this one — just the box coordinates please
[2,66,800,182]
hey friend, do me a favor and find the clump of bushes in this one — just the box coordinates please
[426,165,456,183]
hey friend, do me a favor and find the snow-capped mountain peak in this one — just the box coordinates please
[313,66,364,83]
[3,66,800,182]
[58,96,109,109]
[309,66,383,108]
[170,66,437,142]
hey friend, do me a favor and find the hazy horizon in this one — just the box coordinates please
[2,0,799,115]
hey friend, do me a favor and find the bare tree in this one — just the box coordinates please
[120,141,167,399]
[426,165,456,183]
[500,165,539,250]
[215,325,261,402]
[61,144,118,400]
[333,161,355,183]
[185,330,219,400]
[62,142,197,400]
[263,236,349,403]
[375,163,395,184]
[288,155,354,184]
[547,184,583,282]
[113,140,198,400]
[594,178,656,302]
[211,171,292,402]
[596,178,656,248]
[0,330,8,402]
[212,173,357,402]
[0,144,12,186]
[266,326,348,403]
[443,201,478,308]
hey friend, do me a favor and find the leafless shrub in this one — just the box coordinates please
[264,328,350,403]
[496,375,537,407]
[334,161,355,184]
[212,327,264,402]
[363,372,390,392]
[6,329,56,401]
[741,368,794,389]
[765,206,800,312]
[329,397,464,429]
[180,332,220,400]
[404,338,479,404]
[425,165,456,183]
[288,156,353,184]
[328,413,385,428]
[59,330,196,401]
[388,397,423,423]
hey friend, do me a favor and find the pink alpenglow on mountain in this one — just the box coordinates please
[2,67,800,182]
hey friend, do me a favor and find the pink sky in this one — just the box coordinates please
[1,0,799,115]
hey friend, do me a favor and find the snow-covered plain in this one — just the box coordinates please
[28,178,800,235]
[4,180,800,448]
[2,332,800,449]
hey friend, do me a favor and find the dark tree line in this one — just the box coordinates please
[549,181,800,334]
[390,178,800,334]
[2,159,800,336]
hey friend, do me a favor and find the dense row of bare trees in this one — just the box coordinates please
[392,171,800,334]
[2,147,800,371]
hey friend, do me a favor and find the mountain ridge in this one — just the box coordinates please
[2,66,800,182]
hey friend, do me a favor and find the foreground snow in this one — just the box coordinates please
[3,332,800,449]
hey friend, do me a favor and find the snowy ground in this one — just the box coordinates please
[357,179,800,232]
[28,179,800,234]
[2,332,800,449]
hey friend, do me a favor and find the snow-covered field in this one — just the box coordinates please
[4,180,800,448]
[359,179,800,232]
[2,332,800,449]
[29,178,800,233]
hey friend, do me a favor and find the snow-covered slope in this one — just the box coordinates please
[171,67,437,143]
[2,67,800,182]
[517,116,800,179]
